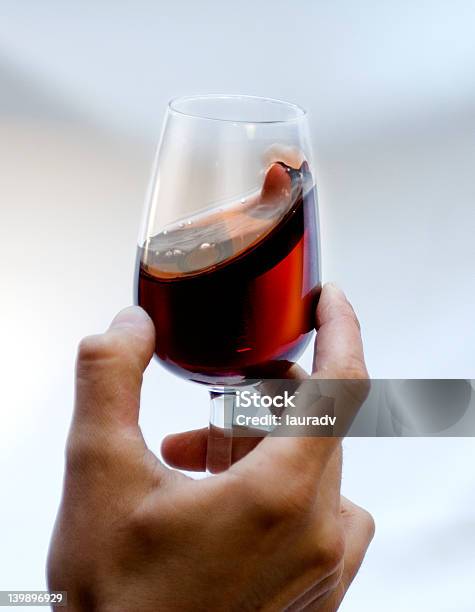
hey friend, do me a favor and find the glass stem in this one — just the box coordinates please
[206,389,236,473]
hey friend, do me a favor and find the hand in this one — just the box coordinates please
[48,284,374,611]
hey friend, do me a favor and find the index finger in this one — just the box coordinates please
[232,284,368,486]
[72,306,155,434]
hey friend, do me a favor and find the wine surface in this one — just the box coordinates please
[137,161,320,385]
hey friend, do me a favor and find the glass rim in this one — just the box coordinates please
[168,94,307,124]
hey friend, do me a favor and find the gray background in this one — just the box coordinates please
[0,1,474,610]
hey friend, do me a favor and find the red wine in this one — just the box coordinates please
[136,161,320,385]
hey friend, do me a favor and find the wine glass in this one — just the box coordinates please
[135,94,321,472]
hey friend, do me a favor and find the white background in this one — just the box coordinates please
[0,1,474,610]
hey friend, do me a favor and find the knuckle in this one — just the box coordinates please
[329,365,370,407]
[308,522,346,574]
[357,506,376,541]
[321,533,345,571]
[335,358,368,381]
[343,377,371,406]
[262,499,304,526]
[125,497,176,554]
[77,333,127,366]
[77,334,107,362]
[126,503,157,542]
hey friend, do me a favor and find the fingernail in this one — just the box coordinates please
[325,282,342,292]
[109,306,152,330]
[324,282,348,300]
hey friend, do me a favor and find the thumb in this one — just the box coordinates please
[73,306,155,432]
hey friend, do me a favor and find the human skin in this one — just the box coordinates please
[48,284,374,611]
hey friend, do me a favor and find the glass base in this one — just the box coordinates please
[206,389,236,473]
